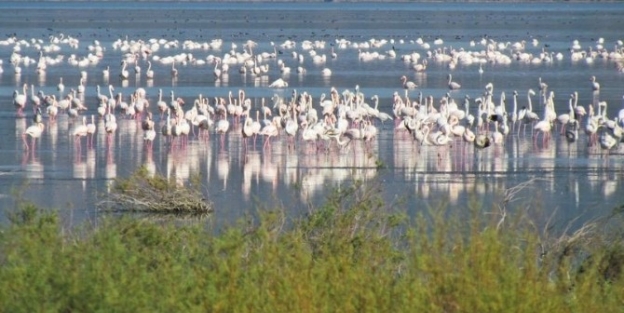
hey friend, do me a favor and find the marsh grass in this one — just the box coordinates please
[96,166,212,216]
[0,178,623,312]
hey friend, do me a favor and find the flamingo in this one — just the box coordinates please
[86,115,96,147]
[46,96,59,122]
[565,120,580,143]
[171,60,178,78]
[371,95,393,126]
[134,59,141,75]
[279,61,291,75]
[77,77,85,94]
[284,108,299,149]
[213,58,221,80]
[161,111,173,144]
[269,78,288,88]
[72,116,89,151]
[538,77,548,96]
[13,83,28,117]
[533,113,552,145]
[557,95,575,135]
[448,74,461,90]
[400,75,417,89]
[104,108,118,145]
[413,59,427,72]
[519,89,540,134]
[144,127,156,150]
[30,84,42,111]
[259,118,279,149]
[102,65,110,80]
[145,60,154,79]
[473,133,491,149]
[585,105,599,146]
[119,60,129,80]
[23,121,45,151]
[422,124,451,146]
[215,110,230,148]
[590,75,600,91]
[572,92,586,119]
[242,115,255,149]
[57,77,65,95]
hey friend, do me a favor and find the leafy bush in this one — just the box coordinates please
[0,178,622,312]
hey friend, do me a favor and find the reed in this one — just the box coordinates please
[0,179,622,312]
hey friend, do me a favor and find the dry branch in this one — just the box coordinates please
[96,166,212,215]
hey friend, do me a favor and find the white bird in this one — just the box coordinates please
[557,96,575,134]
[215,111,230,147]
[171,61,179,78]
[13,83,28,116]
[23,121,45,150]
[72,116,89,150]
[102,66,110,80]
[473,133,491,149]
[400,75,417,89]
[77,77,85,94]
[590,75,600,91]
[144,128,156,149]
[86,115,96,147]
[538,77,548,96]
[259,119,279,148]
[57,77,65,94]
[533,113,552,144]
[145,60,154,79]
[119,60,129,80]
[268,78,288,88]
[448,74,461,90]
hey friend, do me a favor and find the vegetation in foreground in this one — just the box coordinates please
[0,177,623,312]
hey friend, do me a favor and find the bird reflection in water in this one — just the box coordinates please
[166,149,191,187]
[143,147,156,178]
[22,150,43,180]
[104,137,117,180]
[261,151,279,193]
[216,150,230,191]
[242,151,261,200]
[283,148,299,187]
[73,150,87,190]
[297,143,378,202]
[86,147,96,179]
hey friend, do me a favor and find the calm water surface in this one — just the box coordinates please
[0,2,623,229]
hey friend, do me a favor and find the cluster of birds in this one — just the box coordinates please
[393,73,624,154]
[9,32,624,155]
[4,31,624,88]
[17,72,623,158]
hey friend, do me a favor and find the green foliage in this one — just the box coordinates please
[0,180,623,312]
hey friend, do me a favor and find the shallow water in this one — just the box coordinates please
[0,2,623,229]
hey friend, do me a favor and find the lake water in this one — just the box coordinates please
[0,2,623,230]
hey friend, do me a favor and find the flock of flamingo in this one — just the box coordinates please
[7,32,624,164]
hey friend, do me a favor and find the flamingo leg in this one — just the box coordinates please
[22,135,30,150]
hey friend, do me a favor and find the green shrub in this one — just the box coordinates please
[0,177,622,312]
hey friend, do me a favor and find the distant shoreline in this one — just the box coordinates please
[7,0,620,2]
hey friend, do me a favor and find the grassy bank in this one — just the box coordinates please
[0,180,622,312]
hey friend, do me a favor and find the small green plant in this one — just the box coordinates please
[375,158,386,170]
